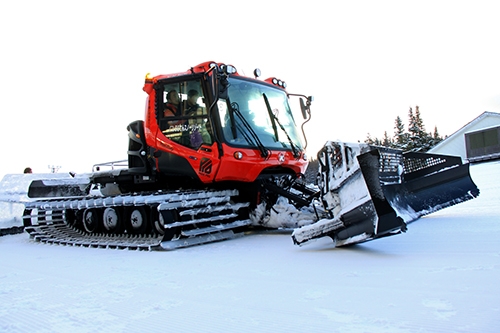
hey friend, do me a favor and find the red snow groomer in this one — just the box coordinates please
[0,61,479,249]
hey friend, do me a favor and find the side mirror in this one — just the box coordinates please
[213,65,232,100]
[218,75,229,100]
[300,98,307,119]
[300,96,313,119]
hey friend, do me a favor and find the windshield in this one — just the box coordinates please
[218,77,304,150]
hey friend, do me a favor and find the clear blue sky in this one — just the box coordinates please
[1,0,499,177]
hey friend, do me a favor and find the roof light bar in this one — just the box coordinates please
[269,77,287,88]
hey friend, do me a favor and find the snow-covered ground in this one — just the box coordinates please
[0,161,499,333]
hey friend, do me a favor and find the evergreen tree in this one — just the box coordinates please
[365,133,381,146]
[382,131,392,147]
[393,116,407,149]
[407,105,433,151]
[365,133,376,145]
[414,105,425,134]
[415,105,430,150]
[432,126,440,140]
[430,126,443,147]
[407,106,418,150]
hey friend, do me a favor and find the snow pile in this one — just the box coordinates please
[0,203,23,229]
[0,174,34,228]
[0,174,66,228]
[251,197,316,229]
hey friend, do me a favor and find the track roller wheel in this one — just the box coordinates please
[64,209,78,227]
[152,206,165,235]
[126,206,150,234]
[102,207,123,233]
[83,208,100,233]
[158,210,181,241]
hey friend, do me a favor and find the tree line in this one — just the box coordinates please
[365,105,443,152]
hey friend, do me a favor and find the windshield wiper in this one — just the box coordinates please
[262,94,301,159]
[229,102,270,159]
[263,93,279,142]
[276,116,301,159]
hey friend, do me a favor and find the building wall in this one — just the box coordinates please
[429,134,466,158]
[429,112,500,161]
[465,126,500,162]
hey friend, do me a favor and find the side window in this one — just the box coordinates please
[159,80,213,150]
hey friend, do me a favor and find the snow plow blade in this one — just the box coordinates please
[0,172,91,201]
[292,142,479,247]
[26,174,91,198]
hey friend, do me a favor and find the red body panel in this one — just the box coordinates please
[142,62,308,185]
[215,144,305,182]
